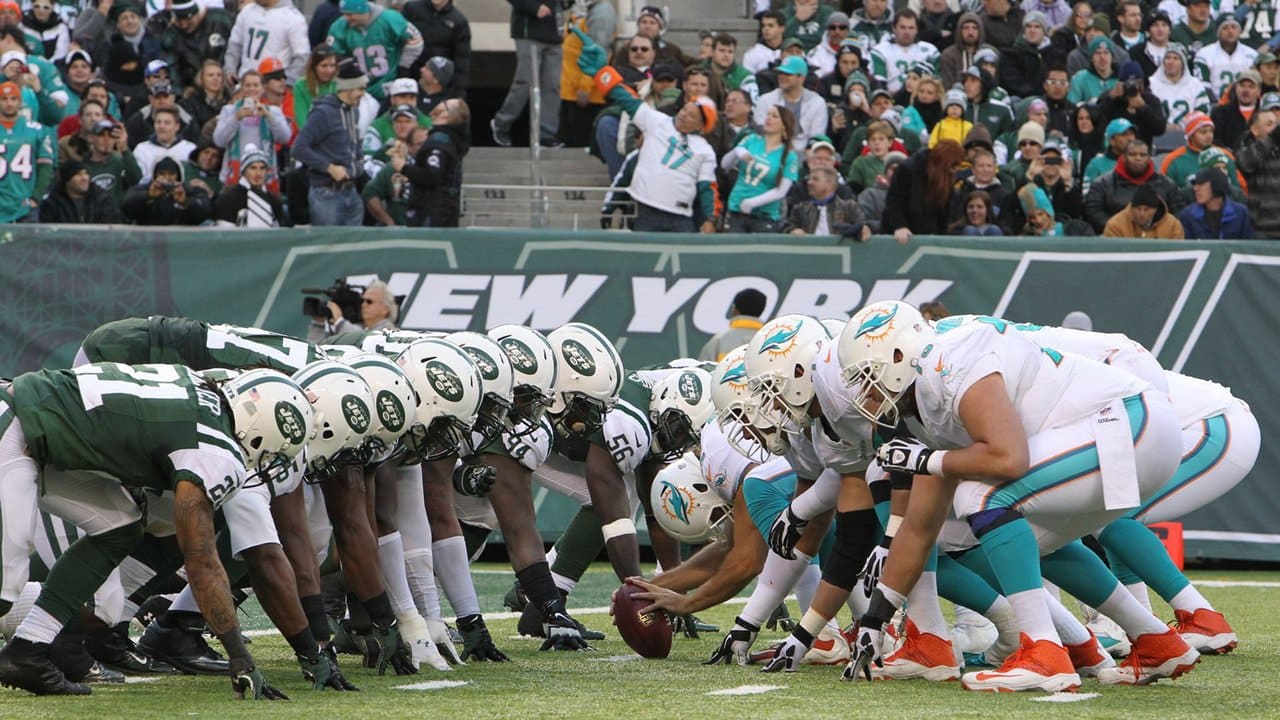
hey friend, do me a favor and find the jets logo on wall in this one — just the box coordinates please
[275,402,309,446]
[465,347,500,381]
[561,339,596,376]
[342,394,371,433]
[376,390,406,432]
[500,337,538,374]
[424,360,464,402]
[677,371,702,403]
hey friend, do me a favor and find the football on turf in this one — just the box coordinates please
[611,583,672,659]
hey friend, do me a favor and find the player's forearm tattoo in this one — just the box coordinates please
[174,487,242,641]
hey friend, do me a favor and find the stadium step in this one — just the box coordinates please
[462,147,617,229]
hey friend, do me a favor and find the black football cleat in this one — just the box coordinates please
[78,661,125,684]
[86,623,177,675]
[0,638,92,696]
[517,601,604,640]
[137,620,229,676]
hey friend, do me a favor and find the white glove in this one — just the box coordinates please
[398,613,451,672]
[842,621,886,682]
[425,616,465,665]
[704,616,759,666]
[760,630,813,673]
[876,437,935,475]
[859,541,890,599]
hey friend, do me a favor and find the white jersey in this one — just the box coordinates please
[224,0,311,82]
[937,315,1167,392]
[808,40,839,77]
[870,39,940,94]
[699,419,765,504]
[133,139,198,184]
[912,323,1150,449]
[809,339,876,473]
[1149,70,1213,129]
[475,416,553,472]
[781,422,827,481]
[598,397,653,474]
[629,103,717,217]
[1164,371,1239,429]
[743,42,781,74]
[1194,42,1259,97]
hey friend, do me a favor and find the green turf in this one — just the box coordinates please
[3,567,1276,719]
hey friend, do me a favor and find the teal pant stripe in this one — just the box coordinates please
[985,394,1146,510]
[1130,414,1230,520]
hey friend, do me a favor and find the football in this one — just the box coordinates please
[611,582,672,659]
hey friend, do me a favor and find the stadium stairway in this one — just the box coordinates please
[461,146,617,229]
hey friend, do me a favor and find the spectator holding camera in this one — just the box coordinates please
[394,97,469,227]
[83,118,141,204]
[1100,60,1166,147]
[213,69,291,191]
[123,155,212,225]
[132,106,197,182]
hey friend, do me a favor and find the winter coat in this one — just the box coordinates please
[291,94,363,185]
[1103,200,1185,239]
[883,147,955,235]
[507,0,561,45]
[939,12,987,89]
[1084,161,1186,232]
[1100,90,1167,148]
[401,123,469,227]
[1001,36,1051,100]
[403,0,472,94]
[1178,199,1254,239]
[159,8,235,91]
[786,195,867,235]
[979,5,1023,53]
[122,181,212,225]
[39,183,122,223]
[1235,131,1280,237]
[1211,103,1255,155]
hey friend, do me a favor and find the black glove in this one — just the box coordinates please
[299,646,360,691]
[453,464,497,496]
[842,619,886,682]
[876,437,934,475]
[760,628,813,673]
[458,615,510,662]
[230,656,289,700]
[704,616,759,666]
[859,537,891,599]
[357,620,418,676]
[539,605,592,651]
[767,505,808,560]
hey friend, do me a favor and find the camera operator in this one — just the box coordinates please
[1101,60,1166,147]
[122,155,212,225]
[306,278,399,341]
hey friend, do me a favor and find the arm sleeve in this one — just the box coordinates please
[287,17,311,81]
[212,106,237,147]
[742,178,793,210]
[452,17,472,92]
[697,180,715,222]
[267,107,292,143]
[791,468,841,519]
[33,163,53,201]
[720,145,748,172]
[605,84,643,115]
[399,24,424,69]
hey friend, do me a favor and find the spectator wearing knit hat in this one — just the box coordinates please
[1068,34,1119,103]
[1129,11,1174,79]
[123,154,212,224]
[1000,10,1053,99]
[1161,111,1247,191]
[807,11,850,76]
[928,87,971,148]
[1150,43,1211,132]
[214,143,288,227]
[417,55,454,115]
[1017,182,1064,235]
[1102,182,1184,238]
[402,0,472,97]
[1066,17,1130,77]
[292,57,366,225]
[1019,0,1069,31]
[40,159,122,223]
[1178,166,1253,238]
[629,5,696,67]
[1193,15,1258,98]
[100,1,162,110]
[1099,60,1167,146]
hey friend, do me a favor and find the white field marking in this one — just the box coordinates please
[706,685,785,696]
[1197,580,1280,588]
[394,680,469,691]
[488,593,777,621]
[589,655,643,663]
[1030,692,1100,703]
[123,676,163,684]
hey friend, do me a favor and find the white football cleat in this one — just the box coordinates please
[961,634,1081,693]
[951,608,999,655]
[804,626,851,665]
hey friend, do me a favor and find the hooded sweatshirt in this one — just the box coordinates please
[940,12,986,89]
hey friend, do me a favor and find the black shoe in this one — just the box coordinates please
[134,595,173,628]
[491,119,512,147]
[539,138,566,149]
[79,661,125,684]
[518,601,605,640]
[503,581,528,613]
[86,623,177,675]
[137,621,229,676]
[0,638,91,696]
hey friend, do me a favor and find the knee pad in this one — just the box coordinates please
[820,508,878,591]
[870,481,891,505]
[968,507,1023,539]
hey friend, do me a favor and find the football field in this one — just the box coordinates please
[5,565,1279,720]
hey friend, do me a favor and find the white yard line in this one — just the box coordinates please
[706,685,785,696]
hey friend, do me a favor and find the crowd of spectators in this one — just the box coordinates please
[3,0,1279,238]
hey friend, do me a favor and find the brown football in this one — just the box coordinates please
[611,582,672,659]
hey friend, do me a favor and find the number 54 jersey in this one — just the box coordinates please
[9,363,247,507]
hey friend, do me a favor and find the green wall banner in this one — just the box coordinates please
[2,227,1276,561]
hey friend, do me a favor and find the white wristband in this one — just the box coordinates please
[925,449,948,477]
[601,518,636,541]
[885,514,904,539]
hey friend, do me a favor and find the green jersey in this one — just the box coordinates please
[10,364,246,507]
[0,116,54,223]
[81,316,324,375]
[361,163,413,226]
[85,152,143,205]
[326,7,417,98]
[325,328,429,359]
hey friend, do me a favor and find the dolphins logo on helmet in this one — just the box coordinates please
[658,480,693,525]
[853,303,899,342]
[757,320,804,358]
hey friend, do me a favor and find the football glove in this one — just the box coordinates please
[426,617,465,665]
[571,26,608,77]
[540,606,592,651]
[453,464,497,497]
[876,437,934,475]
[760,629,813,673]
[842,620,886,682]
[299,647,359,691]
[230,657,288,700]
[356,620,417,676]
[457,615,510,662]
[767,505,808,560]
[703,616,759,666]
[398,613,451,672]
[859,538,891,600]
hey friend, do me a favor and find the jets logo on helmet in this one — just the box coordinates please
[425,360,464,402]
[275,401,309,445]
[678,371,703,403]
[376,389,407,433]
[342,394,371,434]
[561,339,596,376]
[465,347,500,382]
[658,480,693,525]
[499,337,538,374]
[758,320,804,357]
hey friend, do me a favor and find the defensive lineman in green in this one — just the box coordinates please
[326,0,423,100]
[77,316,327,374]
[0,363,313,696]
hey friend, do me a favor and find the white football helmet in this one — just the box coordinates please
[650,453,732,544]
[291,360,376,479]
[710,345,769,462]
[446,331,516,449]
[488,324,558,436]
[837,300,933,428]
[395,338,484,461]
[743,314,830,434]
[320,344,363,360]
[649,367,715,462]
[218,368,315,485]
[545,322,623,437]
[336,352,418,460]
[821,317,848,337]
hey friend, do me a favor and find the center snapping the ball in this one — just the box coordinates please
[611,583,672,658]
